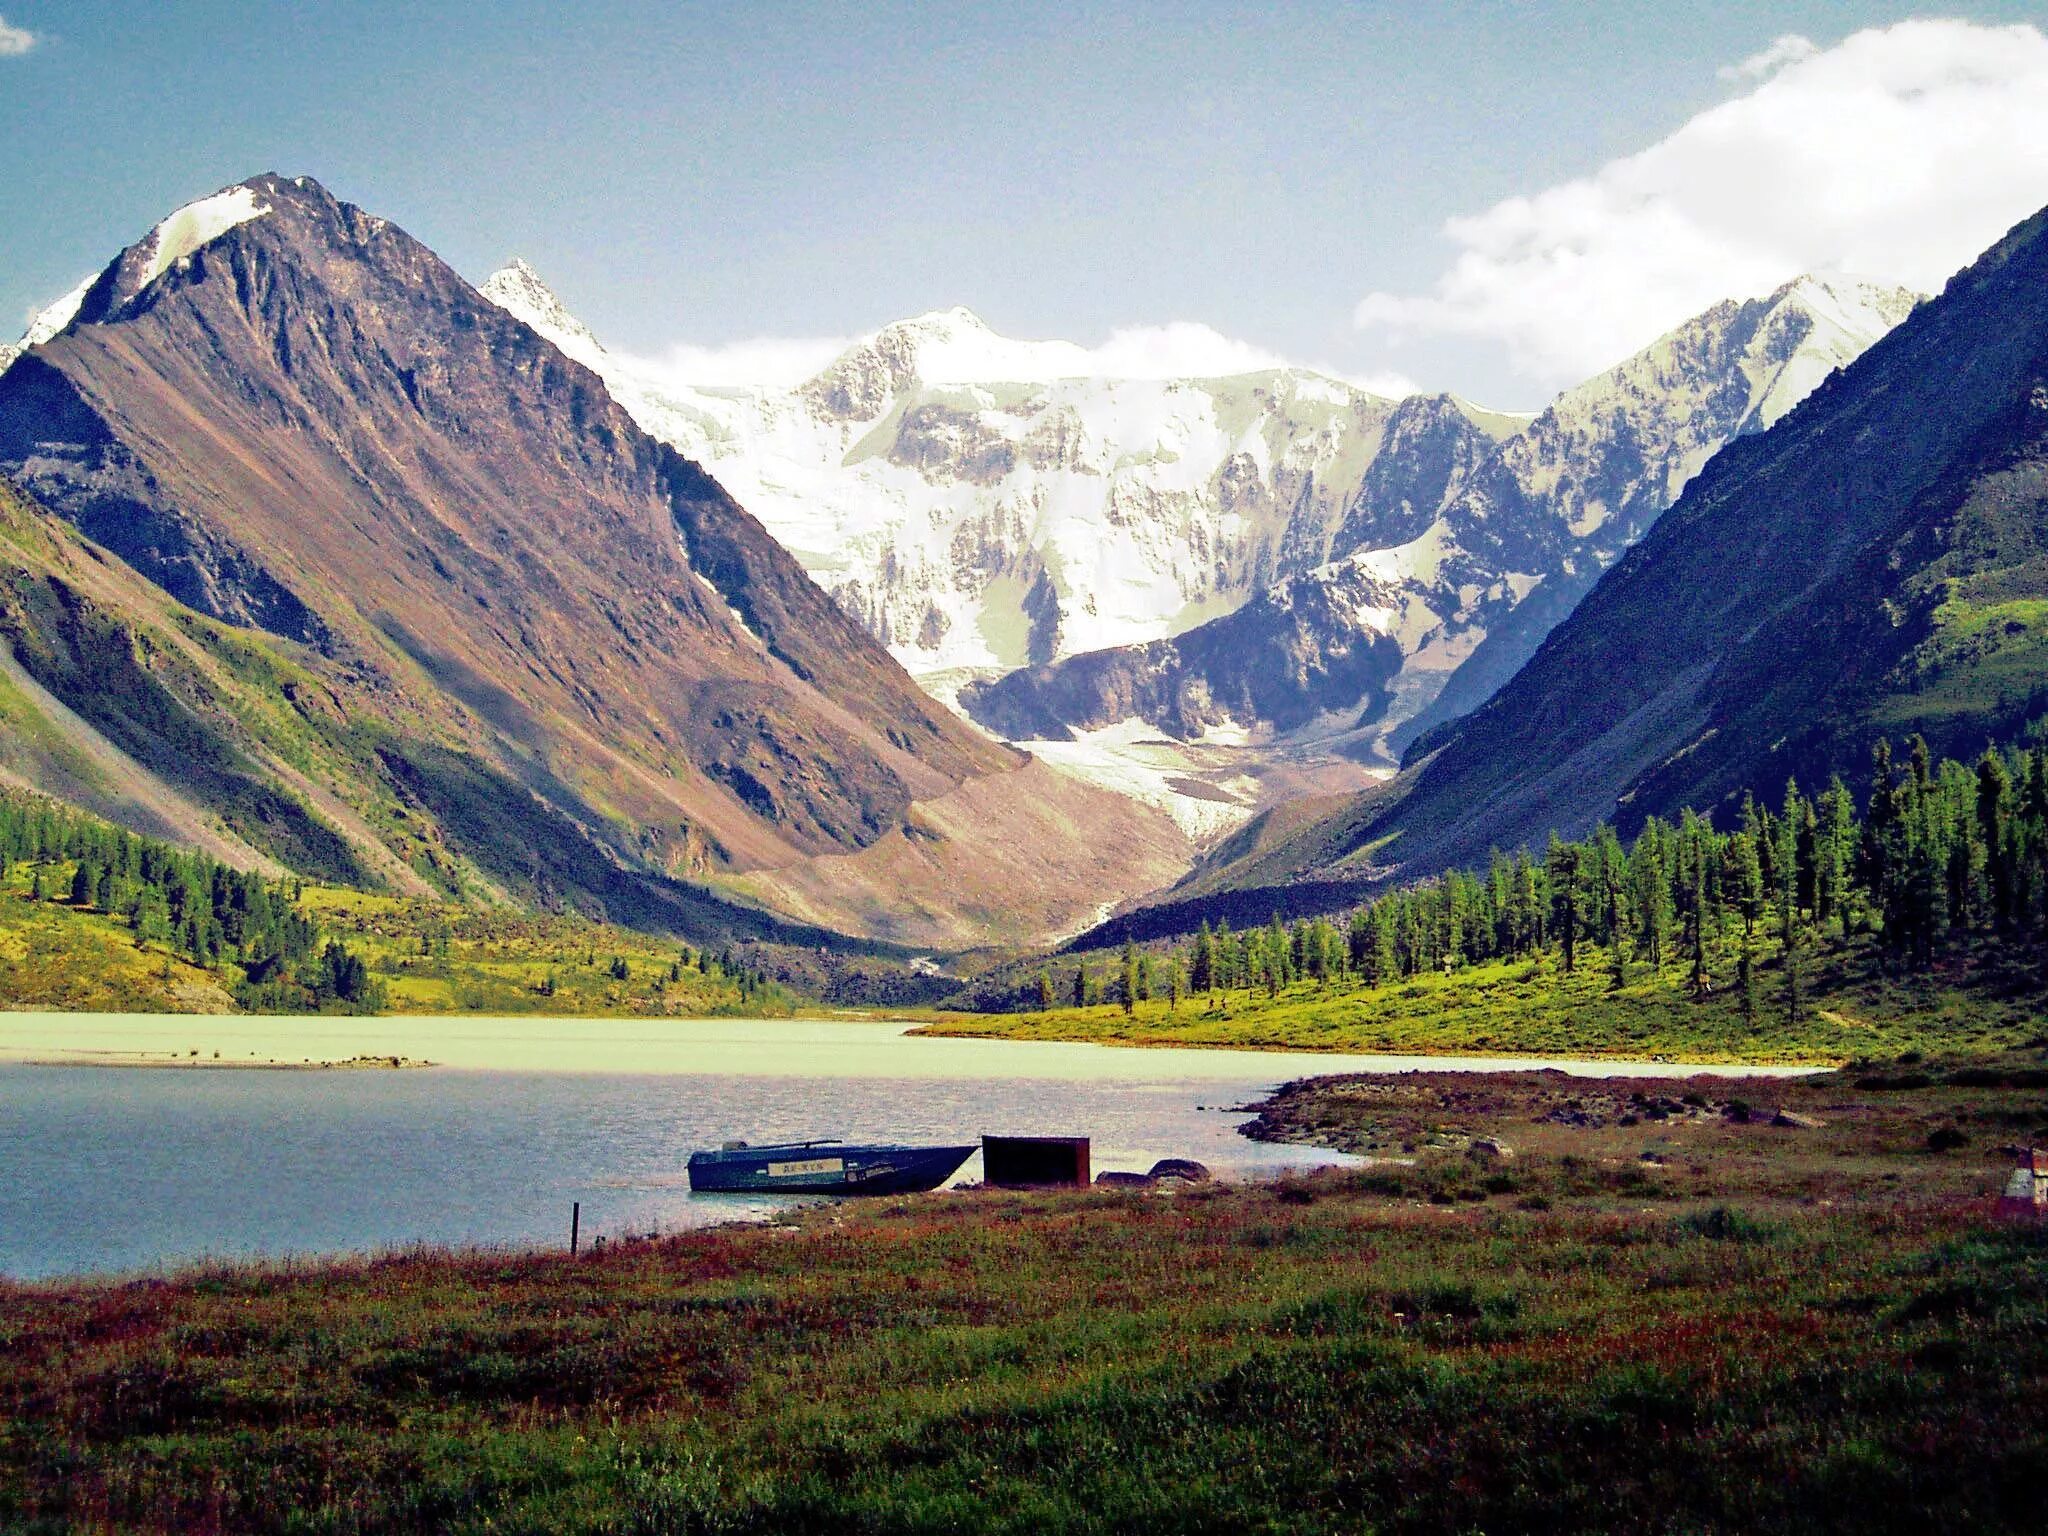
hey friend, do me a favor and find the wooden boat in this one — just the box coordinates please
[686,1138,976,1196]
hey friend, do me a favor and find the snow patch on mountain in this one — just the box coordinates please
[1021,718,1261,840]
[136,187,272,293]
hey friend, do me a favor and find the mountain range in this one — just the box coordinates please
[1081,202,2048,943]
[2,171,2038,965]
[0,175,1188,949]
[482,261,1914,835]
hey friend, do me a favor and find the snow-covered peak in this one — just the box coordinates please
[134,186,272,295]
[1746,271,1920,429]
[21,273,95,349]
[1771,271,1919,339]
[800,307,1103,416]
[480,259,608,370]
[876,307,1100,385]
[0,272,98,377]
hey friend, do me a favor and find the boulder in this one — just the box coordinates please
[1096,1170,1154,1189]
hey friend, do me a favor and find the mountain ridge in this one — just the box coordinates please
[1072,203,2048,946]
[0,173,1188,947]
[960,273,1918,765]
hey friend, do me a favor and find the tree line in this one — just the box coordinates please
[1041,737,2048,1018]
[0,791,381,1011]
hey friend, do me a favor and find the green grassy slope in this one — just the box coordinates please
[928,929,2047,1065]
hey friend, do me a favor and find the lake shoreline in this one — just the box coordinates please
[0,1009,1831,1076]
[4,1047,2041,1532]
[14,1050,434,1071]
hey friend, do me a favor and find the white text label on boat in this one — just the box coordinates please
[766,1157,846,1177]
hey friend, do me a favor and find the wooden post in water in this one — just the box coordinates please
[570,1201,581,1255]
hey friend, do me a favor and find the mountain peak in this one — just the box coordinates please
[889,304,993,337]
[1769,270,1920,336]
[480,258,606,367]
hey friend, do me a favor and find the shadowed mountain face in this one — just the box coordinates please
[0,175,1187,945]
[1078,205,2048,943]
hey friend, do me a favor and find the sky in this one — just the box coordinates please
[3,2,2047,409]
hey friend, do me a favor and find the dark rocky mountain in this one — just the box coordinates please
[0,175,1187,946]
[1077,204,2048,944]
[964,548,1410,744]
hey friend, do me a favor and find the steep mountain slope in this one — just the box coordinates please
[0,175,1186,946]
[1103,205,2048,938]
[965,276,1918,767]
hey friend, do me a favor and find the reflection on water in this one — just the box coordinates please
[0,1016,1817,1280]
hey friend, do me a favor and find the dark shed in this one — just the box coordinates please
[982,1135,1091,1189]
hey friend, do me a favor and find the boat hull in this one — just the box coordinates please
[687,1142,976,1196]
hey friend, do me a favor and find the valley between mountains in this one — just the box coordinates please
[1,172,2045,1033]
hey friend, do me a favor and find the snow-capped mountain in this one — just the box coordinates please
[0,174,1190,949]
[1393,272,1921,749]
[481,270,1410,681]
[483,262,1913,838]
[966,273,1920,774]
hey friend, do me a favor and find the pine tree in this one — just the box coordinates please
[1072,966,1088,1010]
[1120,940,1139,1017]
[1681,815,1710,998]
[1546,836,1582,974]
[1037,969,1056,1011]
[1978,749,2014,930]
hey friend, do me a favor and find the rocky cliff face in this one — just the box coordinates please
[0,175,1186,946]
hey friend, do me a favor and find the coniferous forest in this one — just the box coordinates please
[999,739,2048,1050]
[0,790,381,1012]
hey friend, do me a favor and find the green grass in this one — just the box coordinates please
[3,1059,2044,1532]
[304,887,795,1017]
[924,931,2048,1064]
[0,870,794,1018]
[0,883,235,1014]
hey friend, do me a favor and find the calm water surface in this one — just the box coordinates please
[0,1014,1816,1280]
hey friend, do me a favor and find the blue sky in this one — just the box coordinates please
[4,2,2047,406]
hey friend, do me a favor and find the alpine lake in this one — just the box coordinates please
[0,1013,1818,1280]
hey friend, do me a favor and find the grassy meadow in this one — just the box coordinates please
[0,864,793,1019]
[2,1054,2044,1532]
[925,930,2048,1065]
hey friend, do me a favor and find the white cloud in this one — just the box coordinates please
[1084,321,1294,379]
[1356,19,2048,392]
[625,335,857,389]
[626,315,1408,394]
[1718,33,1817,81]
[0,14,37,55]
